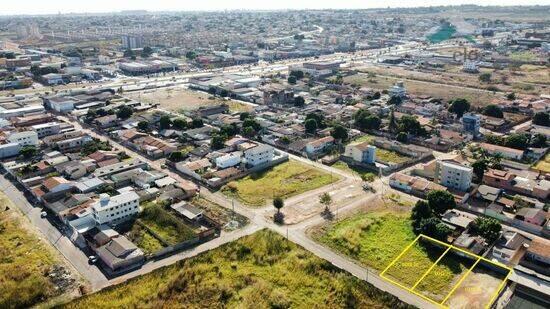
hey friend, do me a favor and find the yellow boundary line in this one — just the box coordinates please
[412,246,452,290]
[440,257,481,305]
[380,234,513,308]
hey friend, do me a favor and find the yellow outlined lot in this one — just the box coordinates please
[380,234,513,309]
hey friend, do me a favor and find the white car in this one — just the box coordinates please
[40,211,48,218]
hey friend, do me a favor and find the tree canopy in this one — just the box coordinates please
[483,104,503,118]
[448,98,470,118]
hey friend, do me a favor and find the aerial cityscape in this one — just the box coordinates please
[0,2,549,309]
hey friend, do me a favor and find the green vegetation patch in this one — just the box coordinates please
[63,230,413,309]
[0,197,61,308]
[313,212,416,271]
[428,24,457,43]
[223,160,339,207]
[331,161,376,181]
[126,223,165,254]
[139,203,197,245]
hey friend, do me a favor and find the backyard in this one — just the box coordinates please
[124,202,197,250]
[191,197,249,231]
[62,230,413,309]
[533,153,550,173]
[222,160,339,207]
[0,194,78,308]
[348,135,410,165]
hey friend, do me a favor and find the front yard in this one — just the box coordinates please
[222,160,339,207]
[62,230,413,309]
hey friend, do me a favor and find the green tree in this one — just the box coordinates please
[242,126,256,138]
[398,115,425,136]
[483,104,503,118]
[471,217,501,242]
[172,118,188,130]
[354,109,381,131]
[159,115,172,130]
[239,112,250,121]
[287,75,297,84]
[388,108,398,133]
[20,146,37,159]
[530,133,547,148]
[396,132,408,143]
[273,197,284,214]
[305,118,318,134]
[331,124,348,141]
[479,72,492,83]
[533,112,550,127]
[141,46,153,58]
[137,121,149,132]
[506,92,516,100]
[418,217,452,241]
[388,95,402,105]
[319,192,332,212]
[191,118,204,128]
[123,49,135,58]
[448,98,470,118]
[411,200,433,232]
[116,105,133,119]
[290,70,304,79]
[472,159,488,181]
[293,96,305,107]
[168,151,185,162]
[185,51,197,60]
[504,133,529,150]
[211,134,227,150]
[427,190,456,215]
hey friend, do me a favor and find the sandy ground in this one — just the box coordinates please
[444,267,506,309]
[128,86,254,113]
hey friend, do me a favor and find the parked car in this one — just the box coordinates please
[88,256,99,264]
[40,211,48,218]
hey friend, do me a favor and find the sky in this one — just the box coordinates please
[1,0,549,15]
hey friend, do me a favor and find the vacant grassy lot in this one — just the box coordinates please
[534,153,550,173]
[223,160,339,207]
[313,212,416,271]
[63,230,413,309]
[139,203,196,245]
[0,195,73,308]
[313,211,473,302]
[332,161,377,181]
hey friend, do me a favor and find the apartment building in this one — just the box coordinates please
[244,144,274,167]
[92,191,140,225]
[31,122,61,138]
[7,130,39,146]
[344,142,376,164]
[435,160,473,192]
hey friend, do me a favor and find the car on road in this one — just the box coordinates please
[88,255,99,264]
[362,183,376,193]
[40,211,48,218]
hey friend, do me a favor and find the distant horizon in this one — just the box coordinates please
[1,1,549,16]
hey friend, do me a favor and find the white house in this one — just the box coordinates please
[42,73,64,85]
[32,122,61,138]
[435,160,473,192]
[55,135,93,152]
[388,81,406,98]
[48,97,76,113]
[7,130,39,146]
[479,143,524,161]
[215,152,242,169]
[305,136,334,156]
[344,142,376,164]
[0,142,22,159]
[92,190,140,225]
[244,144,274,167]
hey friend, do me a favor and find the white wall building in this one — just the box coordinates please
[388,81,406,98]
[435,160,473,192]
[215,152,242,169]
[92,191,140,225]
[244,144,274,167]
[32,122,61,138]
[7,130,39,146]
[344,142,376,164]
